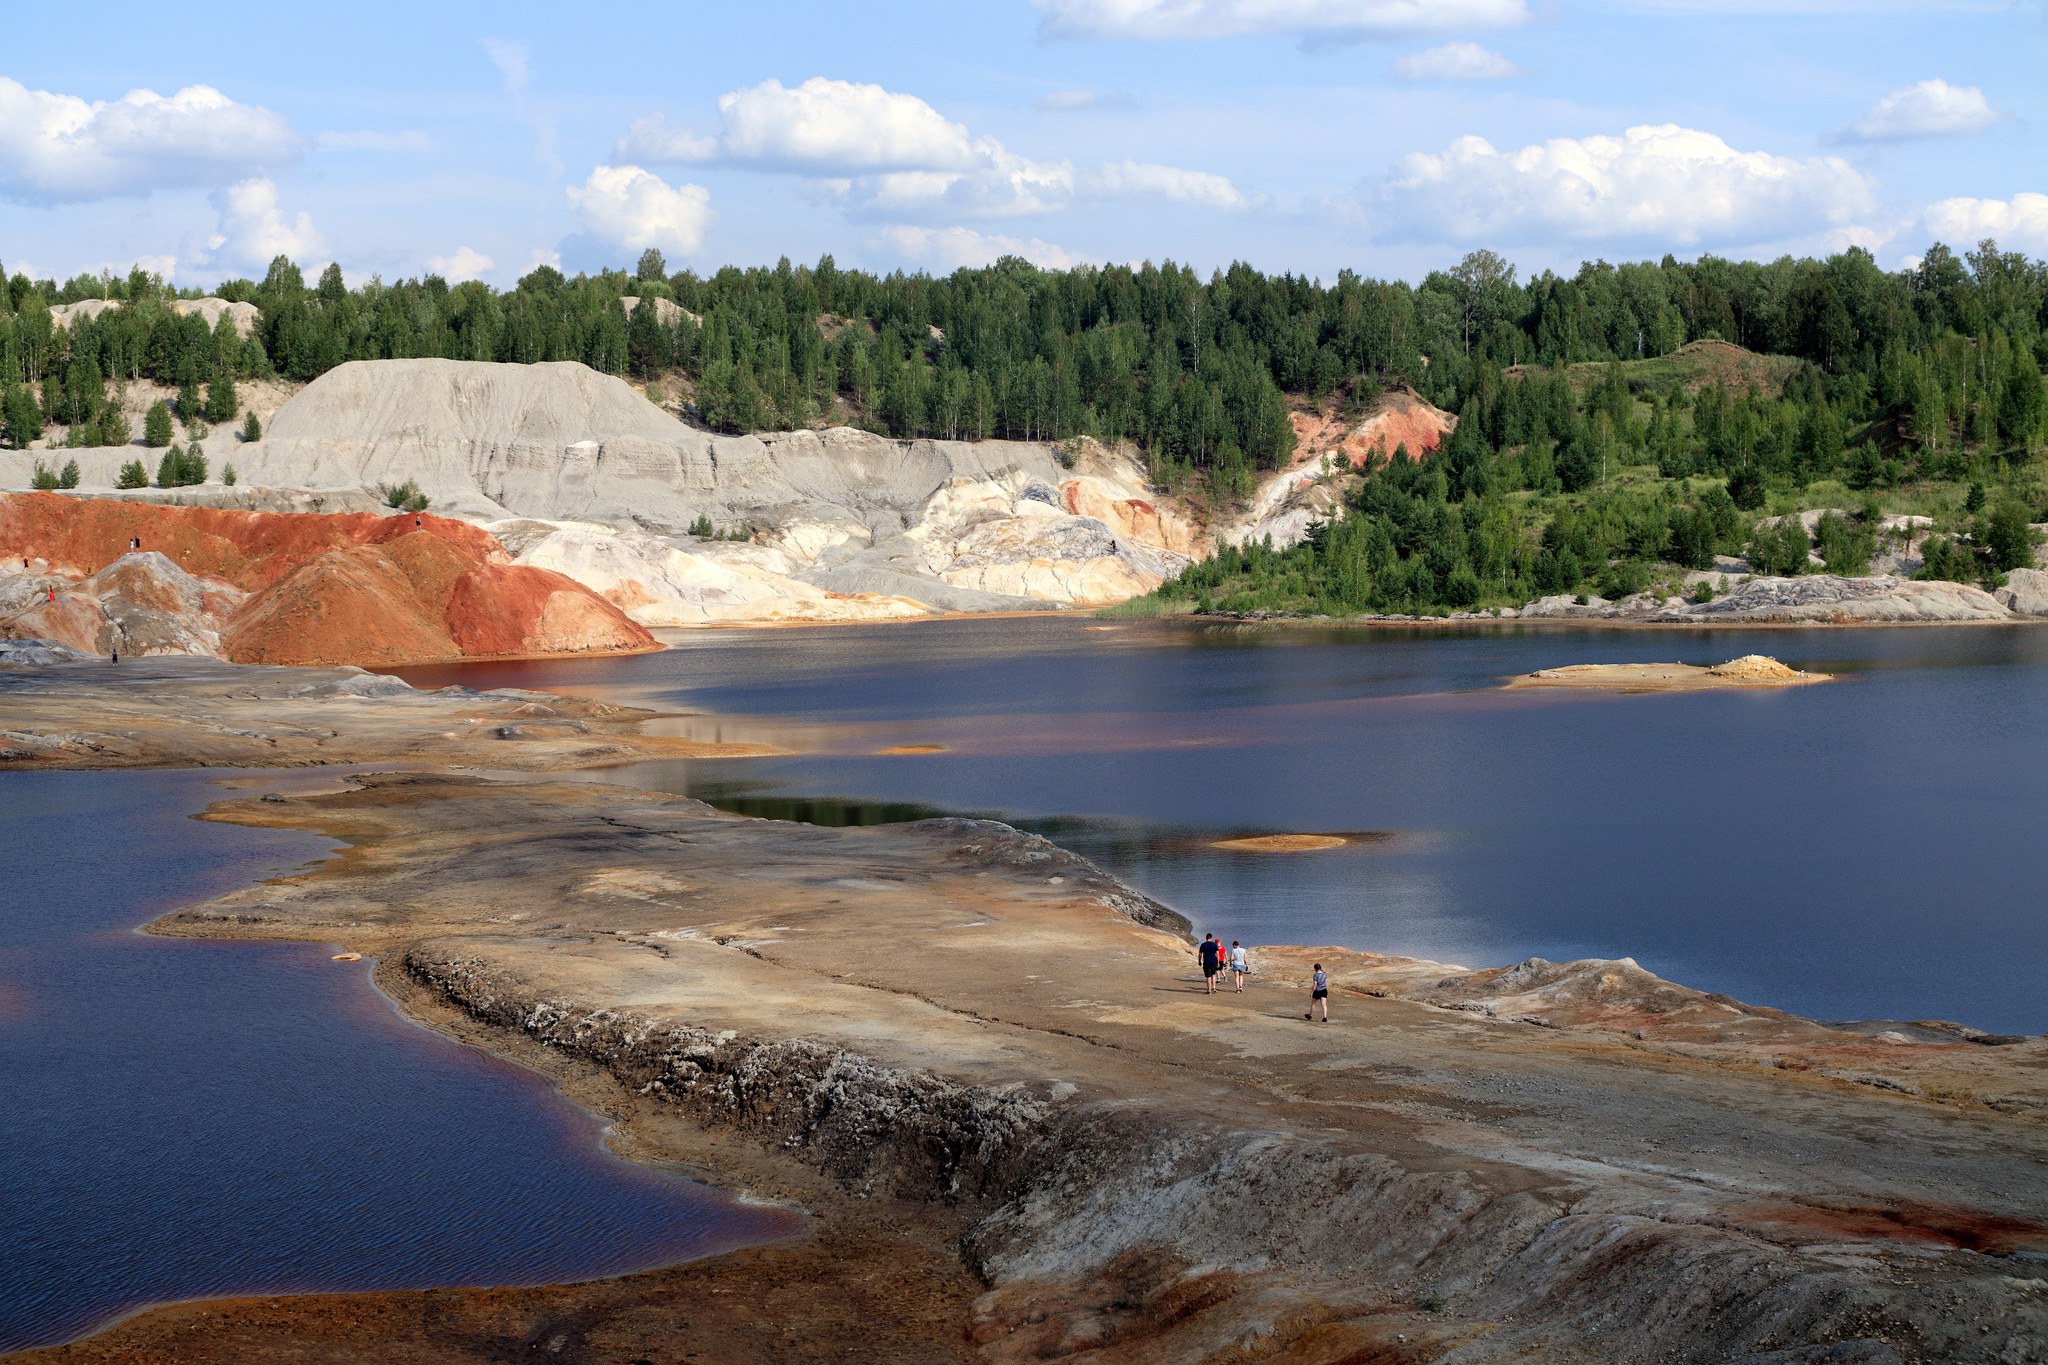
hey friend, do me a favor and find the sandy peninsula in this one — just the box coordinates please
[2,741,2036,1362]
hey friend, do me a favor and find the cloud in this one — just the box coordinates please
[1828,79,2002,144]
[318,129,433,151]
[565,165,717,255]
[482,38,529,95]
[0,77,303,205]
[619,77,1251,219]
[203,177,328,270]
[1031,0,1530,40]
[619,79,978,173]
[426,246,495,282]
[872,226,1083,271]
[1393,41,1520,79]
[1373,124,1879,249]
[1035,89,1133,110]
[1923,193,2048,252]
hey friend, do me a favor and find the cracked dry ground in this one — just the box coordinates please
[16,772,2048,1365]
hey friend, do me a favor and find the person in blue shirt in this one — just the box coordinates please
[1306,963,1329,1021]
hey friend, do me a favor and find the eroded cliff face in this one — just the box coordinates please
[0,361,1202,619]
[0,494,653,664]
[134,770,2048,1365]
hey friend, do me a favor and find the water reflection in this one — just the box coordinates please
[397,617,2048,1034]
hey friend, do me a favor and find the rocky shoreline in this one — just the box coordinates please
[7,750,2039,1365]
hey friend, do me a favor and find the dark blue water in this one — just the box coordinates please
[392,618,2048,1036]
[0,769,796,1353]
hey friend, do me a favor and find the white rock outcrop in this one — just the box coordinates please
[1996,567,2048,618]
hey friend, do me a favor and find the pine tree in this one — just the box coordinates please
[115,459,149,489]
[144,400,173,447]
[204,370,237,424]
[4,384,44,447]
[176,357,202,429]
[181,442,207,485]
[156,447,181,488]
[241,410,261,442]
[97,403,129,448]
[58,458,79,489]
[222,462,237,486]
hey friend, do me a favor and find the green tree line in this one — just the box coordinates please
[5,240,2046,500]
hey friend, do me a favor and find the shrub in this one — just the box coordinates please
[182,443,208,485]
[1916,534,1976,582]
[30,461,60,491]
[58,458,79,489]
[1814,511,1874,577]
[1692,578,1716,603]
[1726,464,1766,510]
[381,478,429,513]
[1745,516,1810,577]
[115,460,149,489]
[1983,502,2039,572]
[222,462,237,487]
[240,410,261,443]
[690,513,715,538]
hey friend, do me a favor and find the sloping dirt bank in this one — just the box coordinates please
[20,771,2043,1364]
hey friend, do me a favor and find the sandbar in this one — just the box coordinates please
[1505,654,1831,692]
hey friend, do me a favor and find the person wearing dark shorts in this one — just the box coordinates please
[1198,934,1222,994]
[1307,963,1329,1021]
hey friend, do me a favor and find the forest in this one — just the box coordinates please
[2,238,2045,604]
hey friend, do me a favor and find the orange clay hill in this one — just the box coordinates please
[0,492,654,666]
[1291,382,1456,469]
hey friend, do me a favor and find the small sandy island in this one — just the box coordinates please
[876,744,947,755]
[1506,653,1831,692]
[1212,833,1349,852]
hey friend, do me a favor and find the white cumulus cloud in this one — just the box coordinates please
[1032,0,1529,40]
[618,77,1250,219]
[426,246,495,282]
[0,77,303,205]
[872,226,1083,271]
[203,177,328,271]
[565,166,717,255]
[1374,123,1879,250]
[1393,41,1519,79]
[621,78,978,173]
[1923,193,2048,252]
[1829,79,2001,144]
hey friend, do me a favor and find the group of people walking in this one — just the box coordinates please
[1195,933,1332,1021]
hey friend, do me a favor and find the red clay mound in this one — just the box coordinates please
[0,492,505,590]
[223,544,466,666]
[222,532,654,666]
[444,563,652,658]
[2,495,655,666]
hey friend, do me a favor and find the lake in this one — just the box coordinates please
[394,616,2048,1037]
[0,769,797,1354]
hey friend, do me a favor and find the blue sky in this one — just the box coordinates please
[2,0,2044,290]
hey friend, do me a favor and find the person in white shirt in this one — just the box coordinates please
[1228,941,1247,992]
